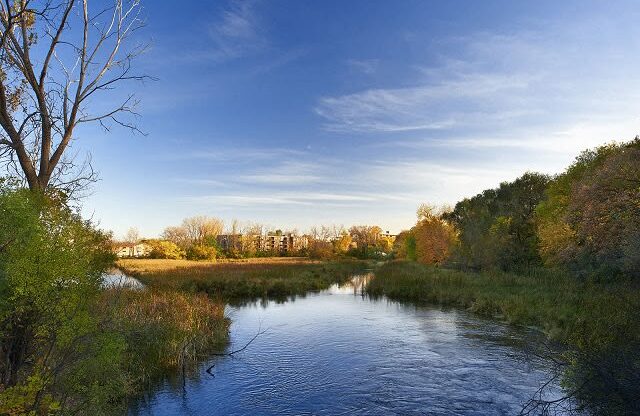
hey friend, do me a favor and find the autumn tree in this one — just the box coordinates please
[307,225,334,259]
[537,138,640,278]
[0,0,147,195]
[412,204,457,265]
[162,225,189,249]
[333,230,352,254]
[240,222,264,256]
[376,234,394,253]
[147,239,184,259]
[348,225,382,257]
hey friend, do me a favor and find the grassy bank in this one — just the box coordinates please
[101,289,229,389]
[118,258,369,303]
[366,261,639,343]
[367,261,640,414]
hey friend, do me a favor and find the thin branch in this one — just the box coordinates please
[205,326,268,376]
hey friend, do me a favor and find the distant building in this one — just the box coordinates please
[379,230,397,240]
[114,242,151,258]
[115,245,132,258]
[216,234,242,252]
[216,233,307,255]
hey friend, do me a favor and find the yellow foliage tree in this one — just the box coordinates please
[333,232,352,254]
[412,205,458,265]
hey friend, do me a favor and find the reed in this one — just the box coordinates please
[366,260,640,344]
[118,258,368,304]
[98,288,230,392]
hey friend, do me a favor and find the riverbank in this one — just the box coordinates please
[366,260,640,414]
[100,288,230,393]
[103,258,369,407]
[367,261,640,341]
[118,258,369,304]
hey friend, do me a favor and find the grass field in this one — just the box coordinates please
[118,257,368,303]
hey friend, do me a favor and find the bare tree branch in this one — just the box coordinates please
[0,0,148,194]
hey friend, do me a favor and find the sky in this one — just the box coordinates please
[78,0,640,238]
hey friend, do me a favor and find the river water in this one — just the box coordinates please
[129,274,564,415]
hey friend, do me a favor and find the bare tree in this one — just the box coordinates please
[162,224,189,248]
[123,226,138,243]
[182,216,223,245]
[162,216,224,248]
[0,0,148,195]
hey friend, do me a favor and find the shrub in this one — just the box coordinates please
[148,239,186,259]
[0,189,120,413]
[186,244,217,261]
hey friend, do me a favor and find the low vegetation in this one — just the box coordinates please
[100,289,229,392]
[367,261,640,415]
[0,189,230,414]
[368,261,639,342]
[119,258,368,304]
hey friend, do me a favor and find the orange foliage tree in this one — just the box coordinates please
[412,204,458,265]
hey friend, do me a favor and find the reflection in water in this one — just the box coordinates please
[330,272,373,296]
[102,269,144,290]
[130,275,564,416]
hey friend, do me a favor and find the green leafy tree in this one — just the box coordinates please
[444,172,549,271]
[0,189,122,413]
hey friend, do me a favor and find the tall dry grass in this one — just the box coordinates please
[99,288,229,390]
[117,258,368,304]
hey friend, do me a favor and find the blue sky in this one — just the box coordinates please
[79,0,640,238]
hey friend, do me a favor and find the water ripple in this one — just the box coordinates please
[130,275,565,415]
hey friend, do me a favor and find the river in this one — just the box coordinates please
[129,273,564,415]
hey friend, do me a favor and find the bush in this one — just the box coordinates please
[148,239,186,259]
[186,244,217,261]
[0,189,120,414]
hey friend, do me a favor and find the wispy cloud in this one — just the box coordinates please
[236,160,327,185]
[170,178,228,187]
[347,59,379,75]
[238,174,322,185]
[315,25,640,139]
[206,0,265,62]
[167,147,308,162]
[383,118,638,156]
[179,191,414,208]
[315,72,536,132]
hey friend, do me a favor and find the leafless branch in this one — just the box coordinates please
[206,324,268,376]
[0,0,148,194]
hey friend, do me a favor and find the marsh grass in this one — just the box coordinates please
[118,258,368,304]
[98,288,229,394]
[366,261,640,344]
[366,261,640,414]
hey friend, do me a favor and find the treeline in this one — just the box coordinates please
[398,138,640,281]
[306,225,394,259]
[120,221,396,261]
